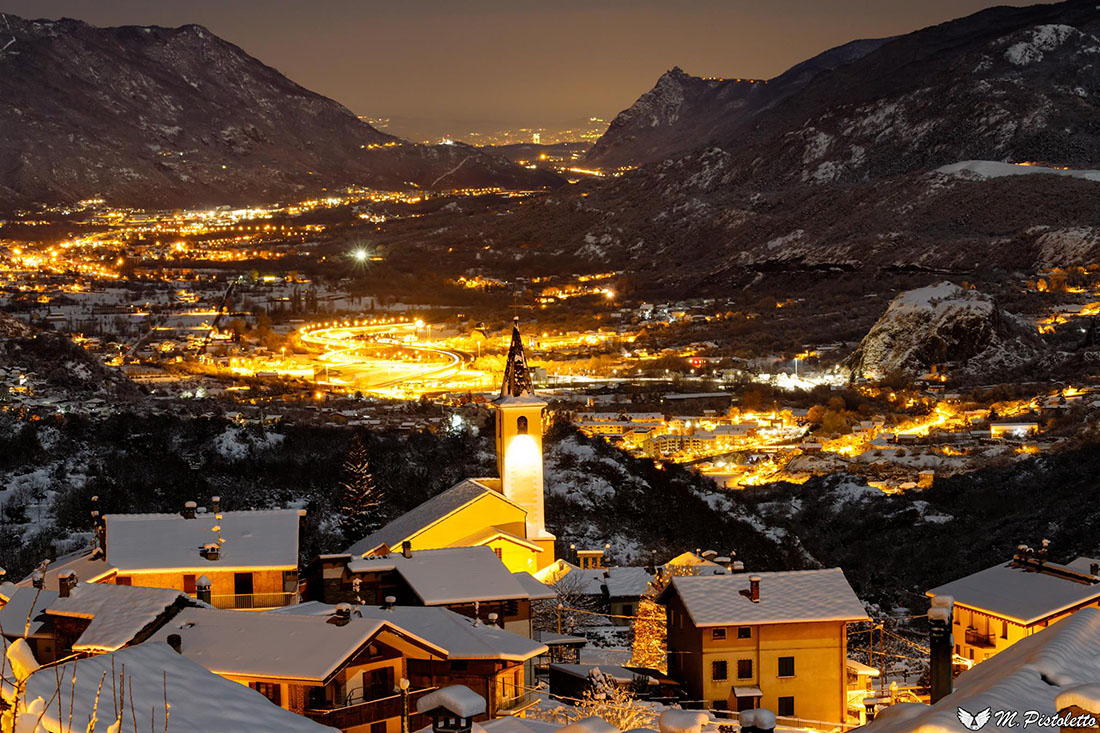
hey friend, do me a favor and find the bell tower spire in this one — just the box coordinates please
[493,319,554,565]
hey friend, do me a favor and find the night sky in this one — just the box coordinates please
[0,0,1034,134]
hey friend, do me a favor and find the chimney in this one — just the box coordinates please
[182,501,197,520]
[196,575,212,605]
[211,496,221,515]
[733,560,745,573]
[31,572,44,590]
[382,595,397,610]
[1039,538,1050,564]
[200,542,220,561]
[167,634,182,654]
[749,576,761,603]
[401,540,412,559]
[58,571,77,598]
[331,603,352,626]
[488,612,499,627]
[1091,563,1099,576]
[928,595,954,703]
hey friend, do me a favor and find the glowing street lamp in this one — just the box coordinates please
[352,249,368,262]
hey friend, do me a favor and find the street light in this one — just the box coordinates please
[395,677,411,733]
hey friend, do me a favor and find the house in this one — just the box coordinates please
[0,578,198,662]
[267,600,549,723]
[147,604,450,732]
[534,560,654,626]
[97,500,304,609]
[858,607,1100,733]
[305,546,540,639]
[0,640,337,732]
[925,549,1100,666]
[343,321,556,575]
[658,569,868,724]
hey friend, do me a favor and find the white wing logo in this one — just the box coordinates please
[957,707,992,731]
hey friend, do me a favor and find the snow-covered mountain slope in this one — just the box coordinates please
[847,282,1043,378]
[0,15,561,210]
[584,37,893,168]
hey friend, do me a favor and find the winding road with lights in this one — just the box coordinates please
[297,319,465,392]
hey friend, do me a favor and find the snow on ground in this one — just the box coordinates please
[937,160,1100,182]
[212,426,285,459]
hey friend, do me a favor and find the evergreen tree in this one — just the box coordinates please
[339,435,385,543]
[629,593,667,673]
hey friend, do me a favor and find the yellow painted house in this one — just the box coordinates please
[659,569,868,727]
[344,320,555,574]
[927,552,1100,666]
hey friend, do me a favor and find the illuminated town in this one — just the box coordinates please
[4,2,1100,732]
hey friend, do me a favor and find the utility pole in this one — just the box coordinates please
[557,602,563,635]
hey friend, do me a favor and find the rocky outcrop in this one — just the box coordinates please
[847,282,1043,379]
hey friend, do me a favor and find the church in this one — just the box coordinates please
[344,319,556,573]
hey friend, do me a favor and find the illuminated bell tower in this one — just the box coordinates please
[494,318,555,564]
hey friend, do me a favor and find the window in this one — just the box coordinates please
[283,570,298,593]
[735,696,756,713]
[517,416,528,434]
[737,626,752,639]
[249,682,281,706]
[712,628,726,640]
[736,659,752,679]
[711,660,727,681]
[452,661,468,671]
[494,547,503,561]
[623,604,634,616]
[183,575,196,594]
[1001,620,1009,639]
[777,696,794,717]
[778,656,795,678]
[115,576,131,586]
[366,667,395,700]
[370,723,386,733]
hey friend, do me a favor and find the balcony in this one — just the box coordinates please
[208,591,297,610]
[497,689,540,715]
[964,628,997,648]
[305,688,434,731]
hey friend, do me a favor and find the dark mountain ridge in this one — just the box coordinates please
[583,37,894,168]
[0,14,561,210]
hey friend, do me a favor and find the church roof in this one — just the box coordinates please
[496,318,541,404]
[344,478,523,556]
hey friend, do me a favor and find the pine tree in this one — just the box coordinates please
[339,435,385,544]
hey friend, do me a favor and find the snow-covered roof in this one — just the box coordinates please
[0,587,57,640]
[480,717,562,733]
[270,603,547,661]
[416,684,487,717]
[661,569,868,627]
[147,606,446,683]
[534,631,587,646]
[346,478,520,556]
[8,642,336,732]
[512,571,556,600]
[104,508,303,571]
[549,664,656,685]
[603,567,655,599]
[46,581,191,652]
[559,716,621,733]
[15,547,115,588]
[347,546,532,605]
[927,560,1100,625]
[860,607,1100,733]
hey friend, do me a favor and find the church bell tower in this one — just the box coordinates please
[494,318,555,563]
